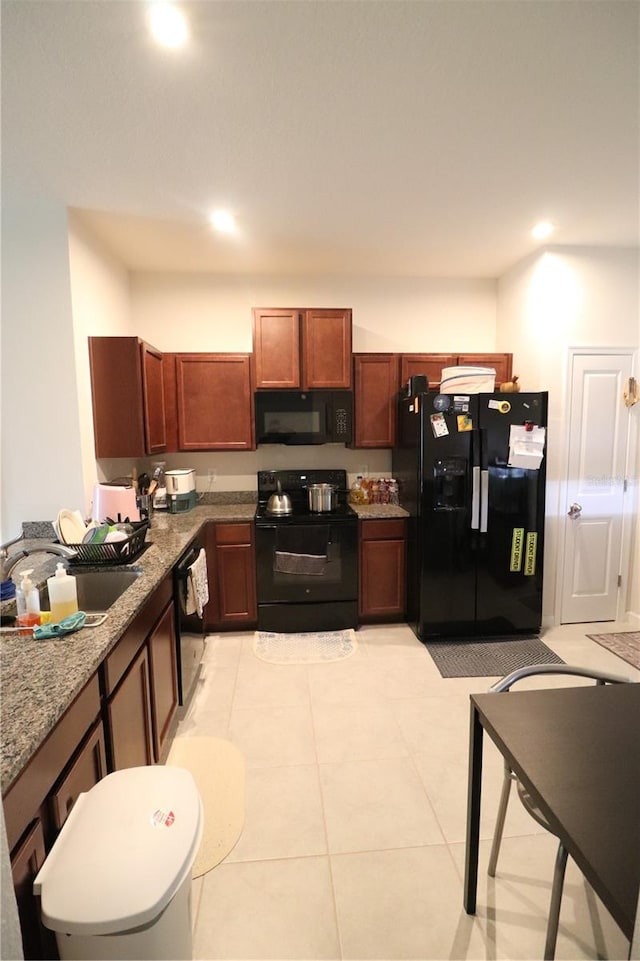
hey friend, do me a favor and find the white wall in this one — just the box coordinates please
[129,272,497,353]
[1,197,85,542]
[497,246,640,622]
[67,212,135,511]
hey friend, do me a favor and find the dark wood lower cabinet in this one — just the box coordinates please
[107,644,154,771]
[11,818,56,960]
[205,522,257,629]
[148,603,179,762]
[4,583,179,960]
[359,519,407,621]
[50,721,107,832]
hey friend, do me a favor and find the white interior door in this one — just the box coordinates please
[560,351,633,623]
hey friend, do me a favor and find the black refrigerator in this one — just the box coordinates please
[392,390,548,640]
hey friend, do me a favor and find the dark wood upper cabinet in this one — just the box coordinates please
[89,336,167,458]
[175,353,254,450]
[400,352,513,390]
[457,352,513,387]
[253,308,352,389]
[141,343,167,453]
[353,354,400,448]
[252,309,300,388]
[399,353,457,392]
[301,309,352,388]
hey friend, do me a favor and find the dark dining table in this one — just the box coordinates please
[464,682,640,950]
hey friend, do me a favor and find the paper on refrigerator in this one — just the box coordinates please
[508,425,546,470]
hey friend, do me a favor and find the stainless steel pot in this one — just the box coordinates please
[266,479,292,515]
[307,483,338,512]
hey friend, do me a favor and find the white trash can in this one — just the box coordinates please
[34,765,203,961]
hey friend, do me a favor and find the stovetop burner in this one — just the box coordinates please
[255,469,356,524]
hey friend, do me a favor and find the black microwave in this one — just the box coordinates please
[255,390,353,445]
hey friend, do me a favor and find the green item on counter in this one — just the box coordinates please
[33,611,87,640]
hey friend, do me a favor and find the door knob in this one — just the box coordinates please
[567,502,583,518]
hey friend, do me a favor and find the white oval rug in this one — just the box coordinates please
[253,629,357,664]
[166,736,245,878]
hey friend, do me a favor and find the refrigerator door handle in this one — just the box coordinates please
[471,466,481,529]
[480,470,489,533]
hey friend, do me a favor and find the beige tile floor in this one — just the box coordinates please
[177,620,639,960]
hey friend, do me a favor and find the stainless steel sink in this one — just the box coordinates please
[39,569,141,613]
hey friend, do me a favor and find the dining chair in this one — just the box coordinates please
[487,663,633,961]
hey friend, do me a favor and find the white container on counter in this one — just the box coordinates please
[440,366,496,393]
[91,484,140,524]
[47,564,78,623]
[165,469,196,495]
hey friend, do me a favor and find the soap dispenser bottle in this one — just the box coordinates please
[47,564,78,623]
[15,569,41,627]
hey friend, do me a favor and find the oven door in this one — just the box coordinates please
[256,520,358,604]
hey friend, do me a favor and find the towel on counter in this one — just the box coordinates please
[274,526,329,576]
[186,548,209,617]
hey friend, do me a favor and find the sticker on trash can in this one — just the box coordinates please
[152,808,175,827]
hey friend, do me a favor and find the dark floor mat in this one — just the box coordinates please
[424,635,564,678]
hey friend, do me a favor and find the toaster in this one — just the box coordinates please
[91,484,140,523]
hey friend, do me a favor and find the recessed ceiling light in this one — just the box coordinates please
[148,3,188,49]
[209,210,238,234]
[531,221,555,241]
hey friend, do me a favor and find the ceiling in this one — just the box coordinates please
[3,1,638,278]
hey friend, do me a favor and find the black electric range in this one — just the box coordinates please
[254,469,358,632]
[255,469,357,524]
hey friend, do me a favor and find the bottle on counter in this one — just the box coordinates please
[349,475,365,505]
[389,478,399,506]
[47,563,79,623]
[15,569,41,627]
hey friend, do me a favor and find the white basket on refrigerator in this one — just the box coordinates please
[440,366,496,393]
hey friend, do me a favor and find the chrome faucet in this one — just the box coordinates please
[1,542,78,582]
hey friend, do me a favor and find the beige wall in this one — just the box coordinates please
[1,198,85,541]
[497,246,640,623]
[67,212,135,512]
[129,272,497,354]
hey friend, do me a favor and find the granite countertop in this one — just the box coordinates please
[1,497,407,793]
[0,502,255,793]
[352,504,408,519]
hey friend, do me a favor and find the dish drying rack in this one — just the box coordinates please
[64,522,149,566]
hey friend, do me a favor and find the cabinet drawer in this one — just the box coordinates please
[215,522,253,545]
[3,675,101,852]
[360,519,407,541]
